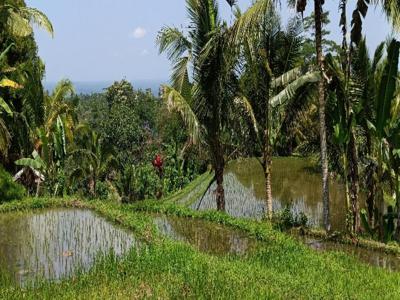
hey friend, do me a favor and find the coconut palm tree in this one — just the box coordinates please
[346,1,400,47]
[269,0,329,231]
[233,9,320,219]
[157,0,240,210]
[231,0,330,230]
[43,80,76,141]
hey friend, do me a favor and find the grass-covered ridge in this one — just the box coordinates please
[1,197,400,299]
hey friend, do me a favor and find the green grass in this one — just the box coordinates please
[1,197,400,299]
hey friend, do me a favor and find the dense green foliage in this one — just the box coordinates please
[5,0,400,298]
[0,167,25,202]
[69,81,205,201]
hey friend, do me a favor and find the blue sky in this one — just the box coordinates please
[26,0,394,83]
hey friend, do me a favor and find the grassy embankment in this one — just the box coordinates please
[1,174,400,299]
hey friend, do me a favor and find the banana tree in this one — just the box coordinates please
[365,38,400,240]
[325,50,364,233]
[14,149,46,196]
[386,121,400,240]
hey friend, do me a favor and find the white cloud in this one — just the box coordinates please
[131,27,147,39]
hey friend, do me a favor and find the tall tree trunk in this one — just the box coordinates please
[340,0,360,234]
[263,130,273,220]
[314,0,330,231]
[211,136,225,211]
[342,151,351,230]
[348,130,360,232]
[89,176,96,197]
[215,164,225,211]
[377,147,385,241]
[395,171,400,241]
[365,134,375,226]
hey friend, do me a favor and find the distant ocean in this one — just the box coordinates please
[43,79,167,96]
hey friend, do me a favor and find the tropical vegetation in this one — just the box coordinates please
[3,0,400,297]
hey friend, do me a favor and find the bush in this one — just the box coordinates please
[0,167,25,203]
[273,207,308,231]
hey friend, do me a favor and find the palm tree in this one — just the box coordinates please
[0,2,53,38]
[344,40,384,229]
[232,0,329,230]
[234,10,320,219]
[285,0,330,231]
[157,0,238,210]
[69,130,116,197]
[43,80,76,141]
[349,1,400,46]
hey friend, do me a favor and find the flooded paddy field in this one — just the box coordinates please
[0,209,136,285]
[192,157,361,230]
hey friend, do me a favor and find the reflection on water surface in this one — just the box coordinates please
[301,237,400,271]
[192,157,362,230]
[0,209,136,285]
[154,215,256,256]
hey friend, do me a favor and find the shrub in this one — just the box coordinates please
[0,167,25,203]
[273,207,308,231]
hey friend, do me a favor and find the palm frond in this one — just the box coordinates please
[156,26,191,61]
[3,5,53,37]
[162,85,201,144]
[231,0,273,45]
[51,79,75,103]
[171,56,192,99]
[350,0,369,46]
[0,44,14,66]
[6,9,32,37]
[234,96,260,138]
[372,41,385,73]
[20,7,54,37]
